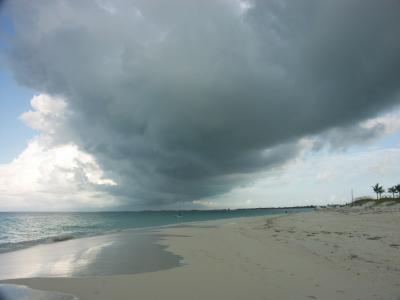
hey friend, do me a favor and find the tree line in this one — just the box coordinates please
[372,183,400,199]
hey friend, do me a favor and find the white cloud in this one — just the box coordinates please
[362,108,400,135]
[0,94,117,211]
[19,94,68,140]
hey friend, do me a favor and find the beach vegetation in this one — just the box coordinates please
[351,196,399,207]
[388,186,397,198]
[395,184,400,199]
[372,183,384,199]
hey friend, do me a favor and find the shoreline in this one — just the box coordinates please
[0,207,311,255]
[0,210,310,280]
[1,207,399,299]
[0,207,313,255]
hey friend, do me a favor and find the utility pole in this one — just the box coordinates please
[351,189,354,203]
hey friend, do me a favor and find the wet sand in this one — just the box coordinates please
[1,206,400,300]
[0,230,181,280]
[0,284,78,300]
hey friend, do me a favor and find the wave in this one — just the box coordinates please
[0,234,80,254]
[51,234,75,242]
[0,230,121,254]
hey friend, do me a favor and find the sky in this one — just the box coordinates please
[0,0,400,211]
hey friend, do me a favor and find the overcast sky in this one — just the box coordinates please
[1,0,400,211]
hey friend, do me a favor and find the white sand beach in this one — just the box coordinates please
[2,206,400,300]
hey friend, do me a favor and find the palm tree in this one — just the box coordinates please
[372,183,384,199]
[395,184,400,200]
[378,186,385,199]
[388,186,397,198]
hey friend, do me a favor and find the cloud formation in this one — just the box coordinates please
[0,95,117,211]
[3,0,400,208]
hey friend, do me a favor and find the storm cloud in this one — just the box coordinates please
[3,0,400,208]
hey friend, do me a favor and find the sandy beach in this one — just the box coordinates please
[2,206,400,300]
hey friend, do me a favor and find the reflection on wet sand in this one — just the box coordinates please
[0,230,182,280]
[0,284,78,300]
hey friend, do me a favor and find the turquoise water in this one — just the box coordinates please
[0,208,311,253]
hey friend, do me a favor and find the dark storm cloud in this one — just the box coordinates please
[311,123,386,152]
[4,0,400,207]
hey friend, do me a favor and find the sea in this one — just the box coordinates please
[0,208,312,254]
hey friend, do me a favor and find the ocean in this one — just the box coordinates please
[0,208,311,254]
